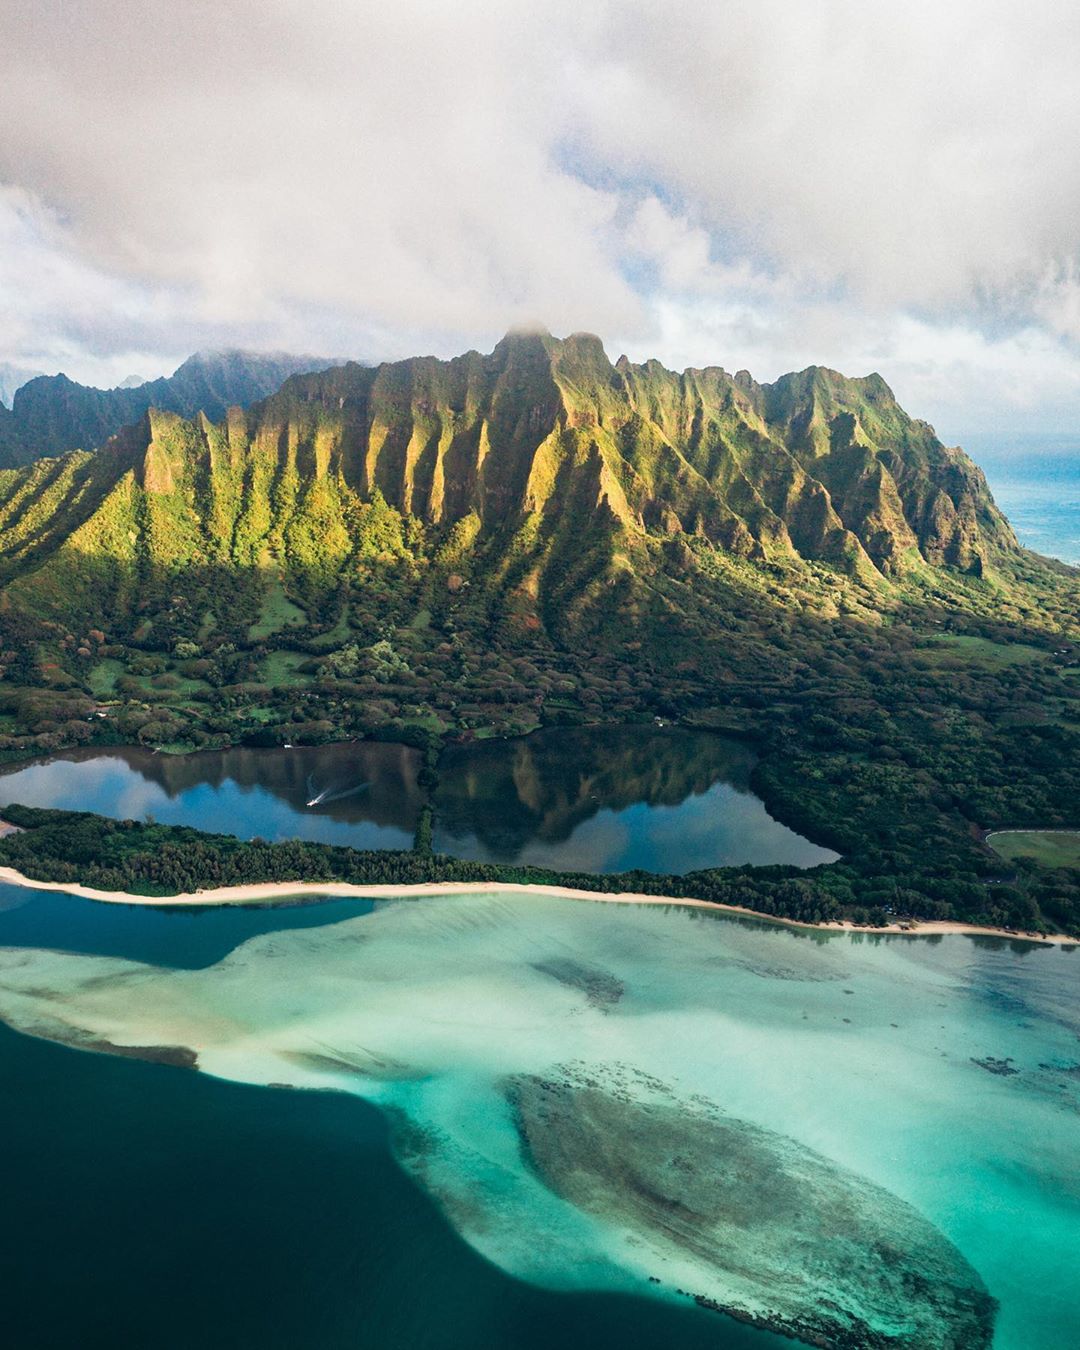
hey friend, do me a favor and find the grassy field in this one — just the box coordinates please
[249,579,307,640]
[260,649,313,687]
[155,670,212,696]
[987,830,1080,869]
[305,612,354,651]
[922,634,1048,670]
[86,658,127,697]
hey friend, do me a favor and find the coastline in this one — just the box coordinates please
[0,864,1074,946]
[985,827,1080,840]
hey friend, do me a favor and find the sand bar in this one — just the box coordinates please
[0,864,1074,945]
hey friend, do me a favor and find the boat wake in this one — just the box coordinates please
[305,778,369,808]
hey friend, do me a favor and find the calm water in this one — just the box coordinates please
[0,888,1077,1349]
[0,740,423,851]
[431,726,836,870]
[0,727,836,874]
[968,435,1080,566]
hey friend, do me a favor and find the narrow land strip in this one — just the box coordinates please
[0,865,1073,945]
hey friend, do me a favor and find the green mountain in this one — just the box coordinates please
[0,349,343,468]
[0,329,1076,934]
[0,330,1031,630]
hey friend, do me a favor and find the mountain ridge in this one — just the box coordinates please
[0,349,346,468]
[0,331,1034,646]
[0,331,1074,938]
[140,332,1009,554]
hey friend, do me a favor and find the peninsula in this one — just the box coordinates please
[0,863,1074,946]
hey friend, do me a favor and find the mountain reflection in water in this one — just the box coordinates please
[0,727,835,874]
[432,727,836,872]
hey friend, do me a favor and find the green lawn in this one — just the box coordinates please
[245,705,279,723]
[397,711,448,734]
[249,579,307,640]
[87,658,127,697]
[987,830,1080,869]
[305,610,354,652]
[260,649,313,687]
[158,669,212,696]
[923,634,1048,670]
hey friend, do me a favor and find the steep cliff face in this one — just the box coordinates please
[208,329,1012,574]
[0,403,18,463]
[0,331,1019,631]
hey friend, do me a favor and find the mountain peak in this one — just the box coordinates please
[0,330,1020,597]
[0,361,46,409]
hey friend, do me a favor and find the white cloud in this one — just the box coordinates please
[1,0,1080,427]
[0,0,639,369]
[567,0,1080,309]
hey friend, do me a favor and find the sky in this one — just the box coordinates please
[2,0,1080,439]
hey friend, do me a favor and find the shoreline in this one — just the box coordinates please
[985,827,1080,840]
[0,865,1074,946]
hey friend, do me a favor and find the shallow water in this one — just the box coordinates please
[0,1022,789,1350]
[0,886,786,1350]
[1,888,1076,1348]
[0,726,836,873]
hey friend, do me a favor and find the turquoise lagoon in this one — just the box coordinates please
[1,885,1077,1348]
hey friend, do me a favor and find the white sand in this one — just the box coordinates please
[0,864,1073,944]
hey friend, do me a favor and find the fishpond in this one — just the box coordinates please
[0,726,837,873]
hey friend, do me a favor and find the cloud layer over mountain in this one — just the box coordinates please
[3,0,1080,432]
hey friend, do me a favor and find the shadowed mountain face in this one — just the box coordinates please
[0,332,1022,642]
[0,349,341,468]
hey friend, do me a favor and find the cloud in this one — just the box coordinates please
[567,0,1080,309]
[2,1,1080,427]
[0,1,639,362]
[0,184,191,384]
[612,197,1080,436]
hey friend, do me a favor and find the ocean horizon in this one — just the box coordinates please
[963,434,1080,567]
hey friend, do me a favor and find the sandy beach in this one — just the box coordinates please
[0,864,1074,945]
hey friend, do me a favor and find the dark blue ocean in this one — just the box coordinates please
[964,434,1080,566]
